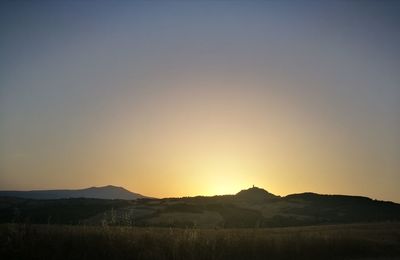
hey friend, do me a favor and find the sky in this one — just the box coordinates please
[0,1,399,201]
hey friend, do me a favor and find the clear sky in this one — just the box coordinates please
[1,1,399,201]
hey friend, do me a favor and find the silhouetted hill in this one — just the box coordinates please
[1,186,399,228]
[281,192,400,224]
[0,185,146,200]
[235,186,278,203]
[0,197,132,224]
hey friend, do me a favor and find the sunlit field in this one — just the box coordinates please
[1,222,399,260]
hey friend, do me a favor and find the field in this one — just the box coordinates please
[1,222,400,260]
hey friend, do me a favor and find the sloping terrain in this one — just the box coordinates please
[0,185,146,200]
[0,197,132,224]
[1,187,400,227]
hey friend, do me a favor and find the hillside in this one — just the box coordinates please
[0,185,146,200]
[1,186,399,227]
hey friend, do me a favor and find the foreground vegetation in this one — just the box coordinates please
[1,222,400,260]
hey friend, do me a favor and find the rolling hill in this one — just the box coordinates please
[1,186,399,227]
[0,185,146,200]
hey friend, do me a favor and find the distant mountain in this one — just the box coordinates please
[0,185,147,200]
[1,186,400,227]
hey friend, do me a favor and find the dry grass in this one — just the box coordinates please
[1,222,399,260]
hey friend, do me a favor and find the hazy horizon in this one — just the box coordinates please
[2,184,400,204]
[1,1,399,202]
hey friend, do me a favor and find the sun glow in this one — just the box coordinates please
[185,152,259,196]
[1,0,399,203]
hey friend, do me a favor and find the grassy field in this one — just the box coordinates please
[1,222,399,260]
